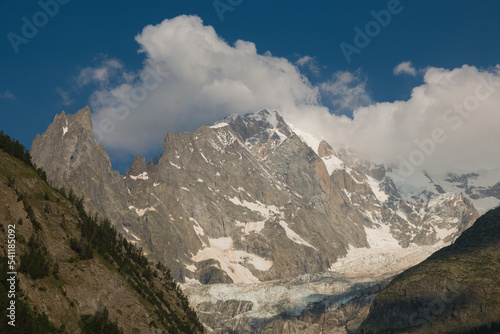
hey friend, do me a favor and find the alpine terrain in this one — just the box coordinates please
[0,135,203,333]
[360,206,500,333]
[29,106,500,333]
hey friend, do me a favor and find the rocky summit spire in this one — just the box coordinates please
[73,106,93,133]
[31,106,130,227]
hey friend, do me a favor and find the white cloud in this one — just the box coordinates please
[296,56,313,67]
[77,57,125,87]
[295,65,500,173]
[319,70,372,114]
[0,90,15,99]
[295,56,320,75]
[90,15,320,156]
[87,15,500,175]
[394,61,417,76]
[56,87,73,106]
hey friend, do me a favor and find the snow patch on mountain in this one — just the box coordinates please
[189,217,205,237]
[279,221,317,250]
[129,172,149,180]
[329,223,447,278]
[209,122,229,129]
[467,167,500,187]
[169,161,181,169]
[185,277,202,285]
[291,127,346,174]
[366,175,389,203]
[291,127,320,152]
[365,224,401,249]
[227,196,282,220]
[185,264,197,272]
[128,205,156,216]
[236,220,266,235]
[191,237,273,284]
[322,154,345,175]
[433,224,458,241]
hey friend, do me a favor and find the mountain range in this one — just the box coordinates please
[28,106,500,333]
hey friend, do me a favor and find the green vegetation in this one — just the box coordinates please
[0,130,46,181]
[0,257,67,333]
[0,131,204,333]
[360,207,500,333]
[66,190,203,333]
[81,307,123,334]
[69,237,94,260]
[463,321,500,334]
[21,198,42,232]
[19,236,50,279]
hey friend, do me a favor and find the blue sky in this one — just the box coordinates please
[1,1,500,173]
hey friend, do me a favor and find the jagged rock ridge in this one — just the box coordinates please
[31,108,482,284]
[0,148,202,333]
[30,107,499,333]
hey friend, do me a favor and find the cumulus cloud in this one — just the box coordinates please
[295,65,500,173]
[90,15,321,156]
[87,15,500,175]
[393,61,417,76]
[295,56,320,75]
[319,70,372,114]
[56,87,73,106]
[78,57,125,87]
[0,90,15,99]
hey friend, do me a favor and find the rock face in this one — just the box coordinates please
[122,112,360,282]
[359,206,500,334]
[0,149,203,333]
[30,106,131,225]
[30,107,497,332]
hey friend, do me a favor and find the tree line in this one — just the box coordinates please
[0,130,46,181]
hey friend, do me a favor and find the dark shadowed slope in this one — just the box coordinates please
[360,206,500,334]
[0,136,203,333]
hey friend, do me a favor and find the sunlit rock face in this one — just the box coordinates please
[33,107,494,332]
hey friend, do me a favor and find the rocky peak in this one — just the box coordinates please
[317,140,336,158]
[51,106,93,134]
[217,110,293,159]
[128,155,148,176]
[162,130,176,154]
[31,107,130,229]
[219,109,292,143]
[73,105,93,132]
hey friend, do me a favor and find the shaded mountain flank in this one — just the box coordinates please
[0,134,203,333]
[359,206,500,334]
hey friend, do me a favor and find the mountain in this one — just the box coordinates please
[30,107,132,226]
[440,170,500,215]
[0,143,203,333]
[30,107,498,332]
[359,206,500,334]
